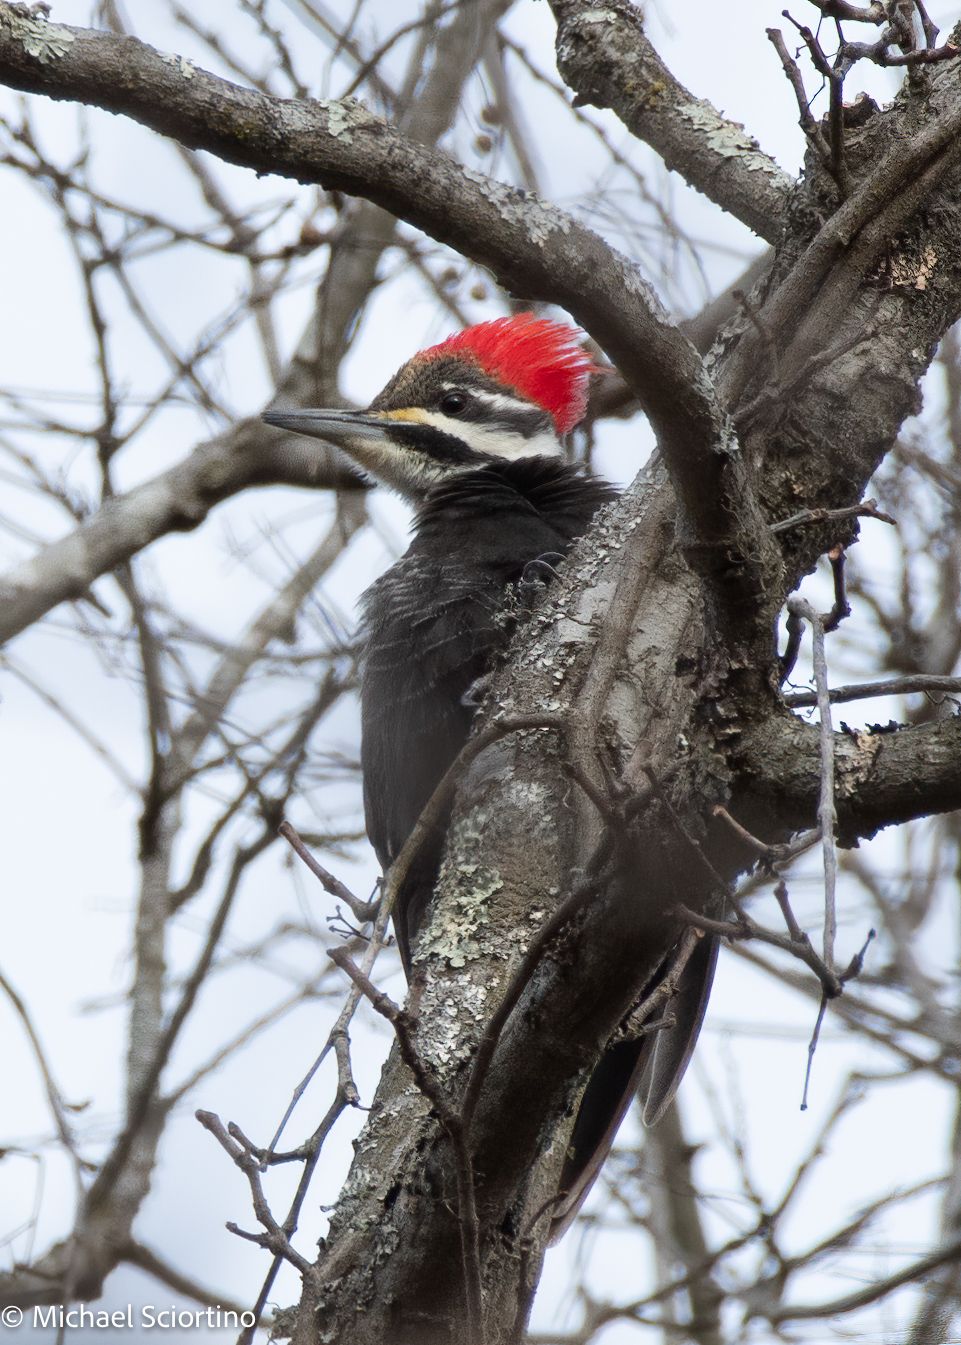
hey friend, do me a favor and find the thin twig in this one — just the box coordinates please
[328,948,485,1343]
[261,902,391,1160]
[781,13,849,194]
[196,1110,314,1274]
[279,820,379,922]
[767,27,832,167]
[803,927,874,1111]
[784,672,961,706]
[675,905,842,999]
[774,878,806,944]
[711,805,818,868]
[914,0,940,48]
[770,498,895,533]
[780,606,805,682]
[801,993,829,1110]
[786,598,838,970]
[238,904,391,1345]
[822,544,850,632]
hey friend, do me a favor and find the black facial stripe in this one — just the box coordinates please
[453,401,552,438]
[385,420,489,465]
[370,355,554,438]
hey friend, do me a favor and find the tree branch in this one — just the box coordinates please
[0,416,364,646]
[764,1234,961,1324]
[739,711,961,844]
[549,0,792,242]
[0,2,767,614]
[784,673,961,707]
[720,83,961,413]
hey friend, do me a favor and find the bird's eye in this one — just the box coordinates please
[440,390,468,415]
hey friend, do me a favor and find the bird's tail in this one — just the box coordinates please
[549,932,719,1243]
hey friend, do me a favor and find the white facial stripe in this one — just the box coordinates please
[336,432,446,500]
[416,409,562,462]
[337,408,563,500]
[440,383,541,420]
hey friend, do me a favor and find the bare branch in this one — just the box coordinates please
[743,710,961,840]
[0,417,364,646]
[550,0,792,242]
[786,598,835,968]
[764,1234,961,1324]
[770,498,896,534]
[0,3,769,617]
[195,1110,314,1275]
[279,820,378,922]
[767,26,832,168]
[785,673,961,706]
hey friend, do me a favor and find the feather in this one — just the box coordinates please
[419,314,598,434]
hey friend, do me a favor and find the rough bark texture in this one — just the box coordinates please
[298,51,961,1345]
[1,4,961,1343]
[549,0,792,242]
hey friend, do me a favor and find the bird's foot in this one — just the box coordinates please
[517,551,565,609]
[462,672,494,708]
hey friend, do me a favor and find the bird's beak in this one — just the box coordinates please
[263,408,397,443]
[263,406,442,500]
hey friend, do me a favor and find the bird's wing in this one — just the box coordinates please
[548,932,719,1244]
[361,560,513,970]
[639,931,720,1126]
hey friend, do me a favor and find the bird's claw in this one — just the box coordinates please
[462,672,494,708]
[517,551,565,609]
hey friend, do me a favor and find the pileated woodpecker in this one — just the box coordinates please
[265,314,716,1239]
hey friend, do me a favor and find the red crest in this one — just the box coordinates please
[420,314,596,435]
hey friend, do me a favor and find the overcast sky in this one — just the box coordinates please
[1,3,958,1342]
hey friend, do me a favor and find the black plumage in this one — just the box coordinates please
[265,313,717,1239]
[360,455,616,966]
[359,451,716,1240]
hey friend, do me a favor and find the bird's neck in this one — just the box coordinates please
[411,455,613,530]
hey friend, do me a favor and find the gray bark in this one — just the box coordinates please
[1,4,961,1342]
[302,52,961,1345]
[549,0,792,242]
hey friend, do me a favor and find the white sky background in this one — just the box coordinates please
[1,2,959,1342]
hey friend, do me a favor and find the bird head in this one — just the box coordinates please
[263,314,596,500]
